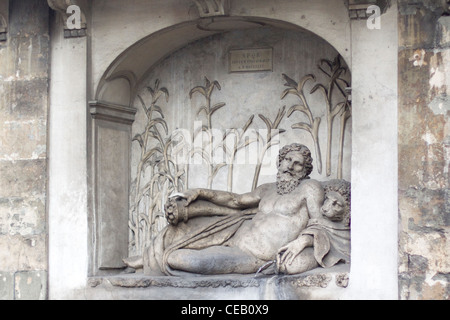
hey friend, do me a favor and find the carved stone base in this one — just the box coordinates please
[86,264,350,300]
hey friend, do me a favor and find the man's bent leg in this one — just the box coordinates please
[167,246,265,275]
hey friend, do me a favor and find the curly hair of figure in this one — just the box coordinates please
[278,143,314,177]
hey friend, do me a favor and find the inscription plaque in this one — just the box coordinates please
[229,48,273,73]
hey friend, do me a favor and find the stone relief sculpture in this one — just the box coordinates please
[128,54,352,275]
[126,144,350,277]
[129,77,285,256]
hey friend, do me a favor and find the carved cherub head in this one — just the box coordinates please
[321,180,351,227]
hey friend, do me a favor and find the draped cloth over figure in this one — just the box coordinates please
[299,217,350,268]
[144,213,350,276]
[138,145,351,276]
[144,213,255,276]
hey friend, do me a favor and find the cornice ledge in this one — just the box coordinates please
[89,100,137,125]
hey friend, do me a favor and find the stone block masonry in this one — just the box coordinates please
[0,0,49,300]
[398,0,450,300]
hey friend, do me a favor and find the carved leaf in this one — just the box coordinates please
[237,137,259,151]
[132,134,144,148]
[281,88,300,100]
[319,58,333,71]
[142,147,163,165]
[136,95,148,114]
[310,83,328,97]
[204,77,211,88]
[149,104,165,119]
[332,55,341,70]
[206,80,221,97]
[336,77,350,89]
[312,117,321,136]
[258,114,273,130]
[341,103,352,121]
[331,102,347,118]
[163,137,174,159]
[282,73,298,88]
[176,169,185,179]
[147,130,159,140]
[148,118,168,135]
[287,104,308,118]
[156,88,170,103]
[146,85,155,98]
[292,122,313,133]
[209,102,226,116]
[191,147,211,164]
[196,105,209,117]
[154,79,160,91]
[212,163,227,178]
[273,106,286,128]
[189,86,207,99]
[242,115,255,132]
[298,74,316,92]
[330,67,346,84]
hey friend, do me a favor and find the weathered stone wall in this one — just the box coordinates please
[0,0,49,300]
[398,0,449,300]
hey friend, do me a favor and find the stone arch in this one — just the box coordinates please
[94,13,351,108]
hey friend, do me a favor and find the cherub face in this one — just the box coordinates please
[321,191,346,222]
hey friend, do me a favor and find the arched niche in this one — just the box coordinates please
[94,16,351,107]
[89,16,351,276]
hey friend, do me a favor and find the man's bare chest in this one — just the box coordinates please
[258,191,304,217]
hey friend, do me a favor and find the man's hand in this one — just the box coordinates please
[170,189,200,206]
[277,238,308,268]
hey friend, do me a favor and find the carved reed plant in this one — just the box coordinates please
[283,54,351,178]
[189,77,227,189]
[313,55,351,178]
[252,106,286,190]
[130,80,186,255]
[282,73,323,175]
[222,115,256,192]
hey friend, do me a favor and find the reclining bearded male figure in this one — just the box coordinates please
[137,143,349,276]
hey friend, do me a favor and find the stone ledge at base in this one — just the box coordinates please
[84,264,350,300]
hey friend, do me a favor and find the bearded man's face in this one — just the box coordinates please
[276,151,308,195]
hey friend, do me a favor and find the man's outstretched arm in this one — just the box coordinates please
[173,186,264,209]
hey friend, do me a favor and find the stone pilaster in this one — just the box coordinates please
[89,101,136,274]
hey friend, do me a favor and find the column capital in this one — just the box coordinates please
[47,0,87,38]
[347,0,390,20]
